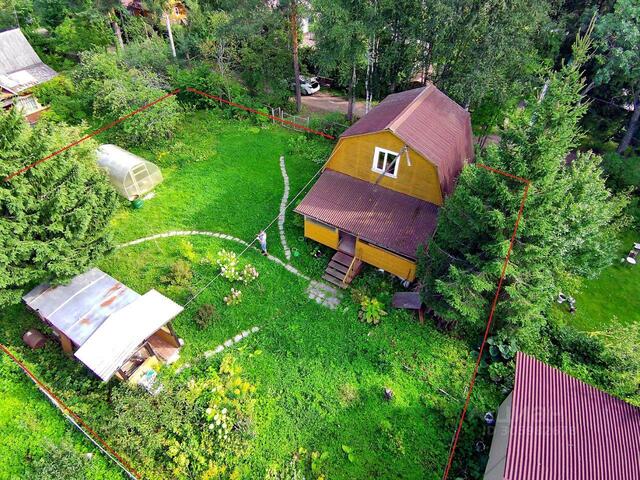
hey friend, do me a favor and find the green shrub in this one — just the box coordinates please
[93,70,183,148]
[195,303,219,328]
[32,75,87,124]
[224,287,243,306]
[286,135,333,165]
[358,296,387,325]
[162,260,193,287]
[309,112,350,138]
[28,439,89,480]
[170,63,247,109]
[104,356,256,479]
[601,152,640,193]
[73,51,124,112]
[122,37,173,81]
[178,239,198,262]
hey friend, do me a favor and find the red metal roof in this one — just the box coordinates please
[505,352,640,480]
[341,85,473,197]
[293,169,439,259]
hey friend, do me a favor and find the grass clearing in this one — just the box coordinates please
[1,109,499,479]
[551,228,640,331]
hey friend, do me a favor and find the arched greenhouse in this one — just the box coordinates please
[96,144,163,200]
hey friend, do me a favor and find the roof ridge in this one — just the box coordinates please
[387,85,433,133]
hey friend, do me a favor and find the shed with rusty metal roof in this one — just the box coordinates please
[23,268,184,382]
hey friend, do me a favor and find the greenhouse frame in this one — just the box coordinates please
[96,144,163,200]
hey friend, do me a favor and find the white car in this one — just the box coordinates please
[292,76,320,96]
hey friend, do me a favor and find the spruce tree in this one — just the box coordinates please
[0,110,119,306]
[417,32,628,353]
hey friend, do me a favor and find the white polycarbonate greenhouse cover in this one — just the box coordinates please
[96,144,163,200]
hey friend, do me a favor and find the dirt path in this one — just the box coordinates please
[300,91,367,118]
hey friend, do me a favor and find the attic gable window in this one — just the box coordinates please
[372,147,400,178]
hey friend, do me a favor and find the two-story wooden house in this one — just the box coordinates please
[294,85,473,286]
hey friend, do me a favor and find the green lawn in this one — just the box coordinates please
[551,228,640,332]
[0,109,499,479]
[0,356,124,479]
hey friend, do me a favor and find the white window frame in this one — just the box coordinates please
[371,146,400,178]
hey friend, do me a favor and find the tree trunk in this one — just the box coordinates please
[110,10,124,51]
[290,0,302,113]
[347,63,357,122]
[617,90,640,154]
[365,34,375,114]
[165,12,177,58]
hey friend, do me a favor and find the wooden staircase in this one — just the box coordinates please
[322,251,363,288]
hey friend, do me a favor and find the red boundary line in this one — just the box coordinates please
[3,89,181,182]
[1,85,530,479]
[0,343,141,479]
[185,87,335,140]
[3,86,333,183]
[441,163,530,480]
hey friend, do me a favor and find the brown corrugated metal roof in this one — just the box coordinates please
[294,169,439,259]
[504,352,640,479]
[341,85,473,196]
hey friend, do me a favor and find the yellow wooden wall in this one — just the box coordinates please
[304,218,339,249]
[355,240,417,281]
[326,131,443,206]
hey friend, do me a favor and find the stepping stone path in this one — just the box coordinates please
[203,326,260,359]
[278,156,292,261]
[118,231,340,308]
[307,280,343,309]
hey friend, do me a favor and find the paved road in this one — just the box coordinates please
[300,91,367,118]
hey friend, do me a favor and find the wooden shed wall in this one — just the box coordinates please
[326,131,443,206]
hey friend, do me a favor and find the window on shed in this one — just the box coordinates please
[372,147,400,177]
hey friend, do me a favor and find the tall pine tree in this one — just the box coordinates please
[417,31,628,353]
[0,110,119,306]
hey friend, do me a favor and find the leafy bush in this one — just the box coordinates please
[241,264,259,284]
[196,303,219,328]
[309,112,350,139]
[28,439,89,480]
[122,37,173,82]
[73,51,124,112]
[93,70,183,148]
[32,75,88,124]
[162,260,193,287]
[602,152,640,193]
[104,356,256,479]
[286,135,333,165]
[224,287,243,306]
[170,63,246,109]
[215,249,241,281]
[179,239,198,262]
[358,296,387,325]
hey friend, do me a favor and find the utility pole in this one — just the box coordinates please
[290,0,302,112]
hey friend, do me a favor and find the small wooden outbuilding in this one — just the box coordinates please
[0,28,57,123]
[23,268,183,382]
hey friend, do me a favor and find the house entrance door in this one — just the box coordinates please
[338,232,356,255]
